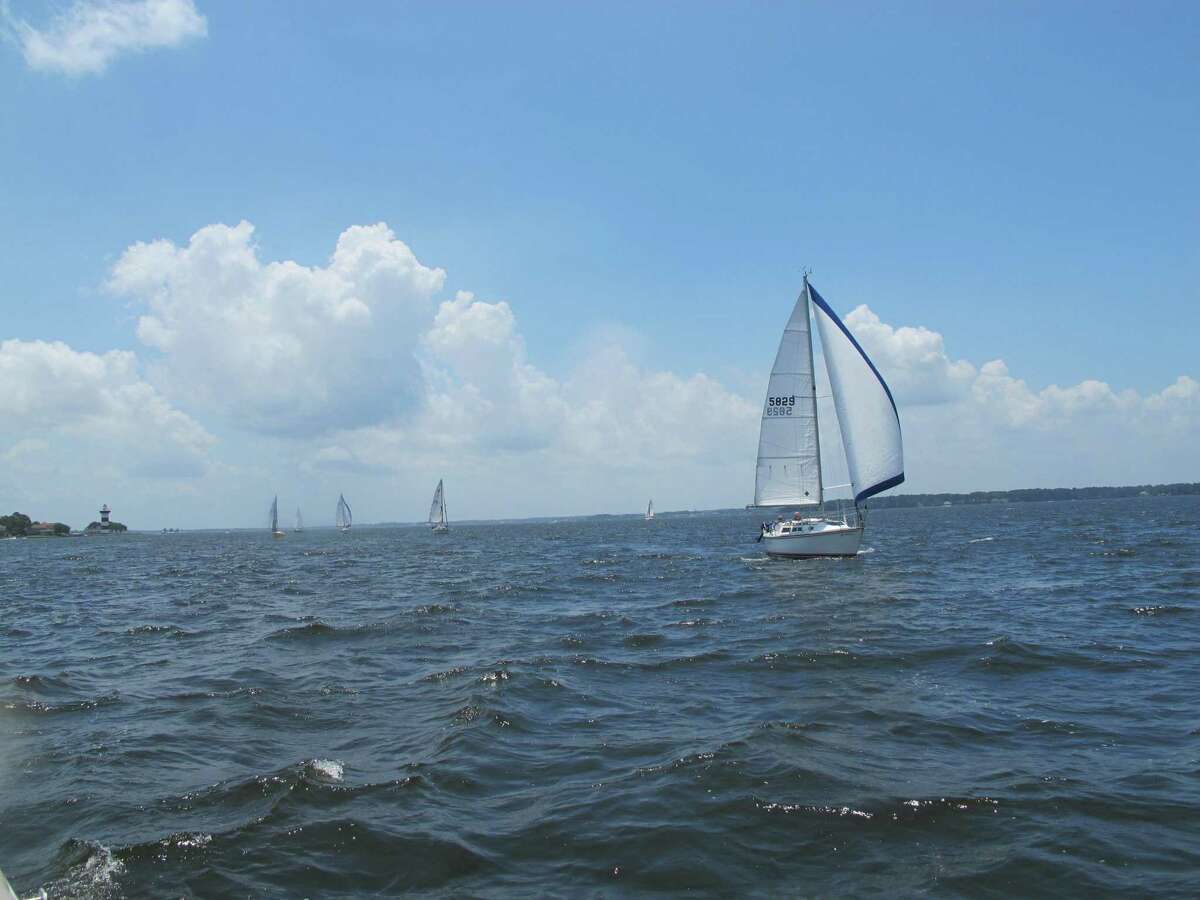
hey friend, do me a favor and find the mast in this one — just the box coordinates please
[804,273,823,510]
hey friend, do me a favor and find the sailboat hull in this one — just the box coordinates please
[431,524,449,534]
[763,523,863,558]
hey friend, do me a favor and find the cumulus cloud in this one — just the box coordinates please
[837,305,1199,491]
[13,0,206,75]
[315,291,759,482]
[841,305,976,405]
[0,338,213,484]
[110,220,445,436]
[95,219,1197,519]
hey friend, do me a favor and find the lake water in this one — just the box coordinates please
[2,497,1198,897]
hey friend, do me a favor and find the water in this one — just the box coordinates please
[2,497,1199,897]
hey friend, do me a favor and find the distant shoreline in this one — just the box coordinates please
[865,481,1199,510]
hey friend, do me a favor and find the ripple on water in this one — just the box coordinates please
[3,500,1199,896]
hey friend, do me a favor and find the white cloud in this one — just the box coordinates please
[840,307,1199,491]
[841,305,976,405]
[109,220,445,436]
[0,339,214,523]
[313,290,759,505]
[14,0,206,75]
[92,219,1198,521]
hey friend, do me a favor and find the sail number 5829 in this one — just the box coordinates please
[765,395,796,416]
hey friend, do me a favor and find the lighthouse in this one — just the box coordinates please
[100,504,111,528]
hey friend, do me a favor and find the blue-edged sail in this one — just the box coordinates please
[754,286,822,507]
[336,494,352,531]
[810,284,904,503]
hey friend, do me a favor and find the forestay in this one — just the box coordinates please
[810,285,904,502]
[754,285,822,507]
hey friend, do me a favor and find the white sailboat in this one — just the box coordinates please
[429,479,449,533]
[754,274,903,557]
[645,499,655,520]
[294,507,304,533]
[336,494,352,533]
[269,495,285,539]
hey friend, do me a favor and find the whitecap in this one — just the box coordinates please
[306,758,344,781]
[968,536,996,544]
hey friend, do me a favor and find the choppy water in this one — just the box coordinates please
[2,497,1199,897]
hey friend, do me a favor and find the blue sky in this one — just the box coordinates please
[1,1,1197,527]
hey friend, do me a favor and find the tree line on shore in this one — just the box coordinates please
[0,512,128,536]
[868,482,1200,509]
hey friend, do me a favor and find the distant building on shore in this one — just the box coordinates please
[85,503,127,534]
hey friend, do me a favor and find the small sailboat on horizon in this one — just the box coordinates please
[336,494,352,533]
[294,507,304,533]
[429,479,449,534]
[645,499,655,520]
[269,495,285,539]
[753,273,904,557]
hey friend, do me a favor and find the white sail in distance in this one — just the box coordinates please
[336,494,352,530]
[810,284,904,503]
[646,499,655,519]
[295,508,304,531]
[754,283,822,507]
[429,480,446,526]
[269,496,279,532]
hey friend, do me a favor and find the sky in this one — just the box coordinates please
[1,0,1197,529]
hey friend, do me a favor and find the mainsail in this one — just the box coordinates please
[336,494,352,530]
[646,499,655,519]
[429,480,447,527]
[295,508,304,531]
[810,284,904,502]
[754,283,822,507]
[269,495,279,532]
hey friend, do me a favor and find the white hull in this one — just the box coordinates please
[763,522,862,557]
[431,524,449,534]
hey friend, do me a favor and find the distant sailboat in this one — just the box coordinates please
[336,494,352,533]
[645,499,655,520]
[294,507,304,533]
[429,479,449,533]
[754,274,904,557]
[269,495,285,539]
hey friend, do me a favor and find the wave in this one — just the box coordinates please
[37,839,125,900]
[3,692,120,716]
[125,624,196,638]
[754,794,999,824]
[1132,605,1190,616]
[10,672,71,692]
[976,636,1163,673]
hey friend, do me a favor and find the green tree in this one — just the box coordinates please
[0,512,32,537]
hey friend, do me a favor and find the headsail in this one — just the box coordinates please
[269,495,278,532]
[754,283,822,507]
[810,284,904,503]
[429,480,446,526]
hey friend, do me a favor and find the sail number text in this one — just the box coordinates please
[765,395,796,416]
